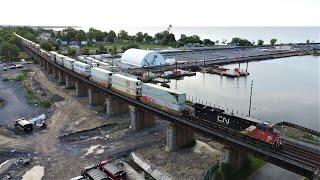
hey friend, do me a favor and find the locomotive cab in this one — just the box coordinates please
[256,122,283,150]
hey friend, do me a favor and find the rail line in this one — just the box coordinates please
[21,44,319,178]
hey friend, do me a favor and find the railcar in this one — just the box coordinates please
[192,103,283,149]
[91,67,113,87]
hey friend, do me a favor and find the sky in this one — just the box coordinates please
[0,0,319,27]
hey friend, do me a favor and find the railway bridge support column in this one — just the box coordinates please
[65,74,75,89]
[129,106,155,131]
[52,67,58,79]
[219,146,248,172]
[105,96,129,117]
[75,80,88,97]
[44,61,48,71]
[165,123,194,151]
[88,87,107,106]
[58,70,65,84]
[47,63,53,74]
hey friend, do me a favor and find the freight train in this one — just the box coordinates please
[15,33,283,150]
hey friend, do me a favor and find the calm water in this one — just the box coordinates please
[168,56,320,131]
[83,26,320,44]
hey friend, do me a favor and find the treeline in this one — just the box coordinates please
[0,27,38,62]
[0,26,281,62]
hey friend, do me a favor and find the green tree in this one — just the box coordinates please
[0,42,20,62]
[258,39,264,46]
[18,52,29,60]
[143,33,153,42]
[75,30,87,42]
[40,41,53,51]
[203,39,215,46]
[68,48,77,57]
[110,45,117,55]
[270,38,277,46]
[118,30,130,41]
[81,47,90,55]
[306,39,310,44]
[107,30,116,42]
[98,45,108,54]
[231,37,253,46]
[135,32,144,42]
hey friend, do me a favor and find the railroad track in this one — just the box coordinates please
[283,141,320,168]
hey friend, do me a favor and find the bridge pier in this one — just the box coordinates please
[105,96,129,117]
[75,81,88,97]
[58,70,65,84]
[48,63,53,74]
[44,61,48,71]
[165,123,194,151]
[219,146,248,172]
[53,67,58,79]
[129,106,155,131]
[65,74,75,89]
[88,87,107,106]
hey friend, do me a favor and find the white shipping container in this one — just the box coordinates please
[74,61,91,76]
[142,83,186,105]
[63,57,75,70]
[111,74,141,90]
[140,95,185,112]
[91,67,113,87]
[49,51,58,61]
[56,54,65,65]
[111,83,140,97]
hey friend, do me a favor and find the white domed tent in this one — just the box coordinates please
[121,48,165,68]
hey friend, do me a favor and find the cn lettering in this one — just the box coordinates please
[217,115,230,125]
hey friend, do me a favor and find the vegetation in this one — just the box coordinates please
[216,156,265,180]
[25,86,51,108]
[230,37,253,46]
[270,38,277,46]
[160,83,170,88]
[3,72,28,82]
[40,41,53,51]
[257,39,264,46]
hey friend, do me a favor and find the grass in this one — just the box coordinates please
[2,72,28,82]
[25,89,51,108]
[283,130,320,146]
[216,155,266,180]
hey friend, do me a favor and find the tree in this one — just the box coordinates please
[0,42,20,62]
[118,30,130,41]
[107,30,116,42]
[270,38,277,46]
[110,45,117,55]
[98,45,108,54]
[203,39,215,46]
[135,32,144,42]
[81,47,90,55]
[68,48,77,57]
[306,39,310,44]
[40,41,53,51]
[75,30,86,42]
[143,33,153,42]
[258,39,264,46]
[215,40,219,44]
[231,37,253,46]
[18,52,29,60]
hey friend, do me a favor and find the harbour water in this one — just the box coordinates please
[168,56,320,131]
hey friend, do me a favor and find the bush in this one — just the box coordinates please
[40,100,51,108]
[160,83,170,88]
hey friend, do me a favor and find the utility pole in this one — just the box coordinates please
[248,80,253,117]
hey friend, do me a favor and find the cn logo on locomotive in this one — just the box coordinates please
[217,116,230,125]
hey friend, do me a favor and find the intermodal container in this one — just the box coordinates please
[142,83,186,104]
[63,57,75,70]
[56,54,65,66]
[91,67,113,87]
[49,51,58,62]
[74,61,91,76]
[111,74,141,90]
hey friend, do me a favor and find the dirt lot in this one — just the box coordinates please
[0,64,223,180]
[0,65,165,179]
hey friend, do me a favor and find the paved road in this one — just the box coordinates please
[248,163,301,180]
